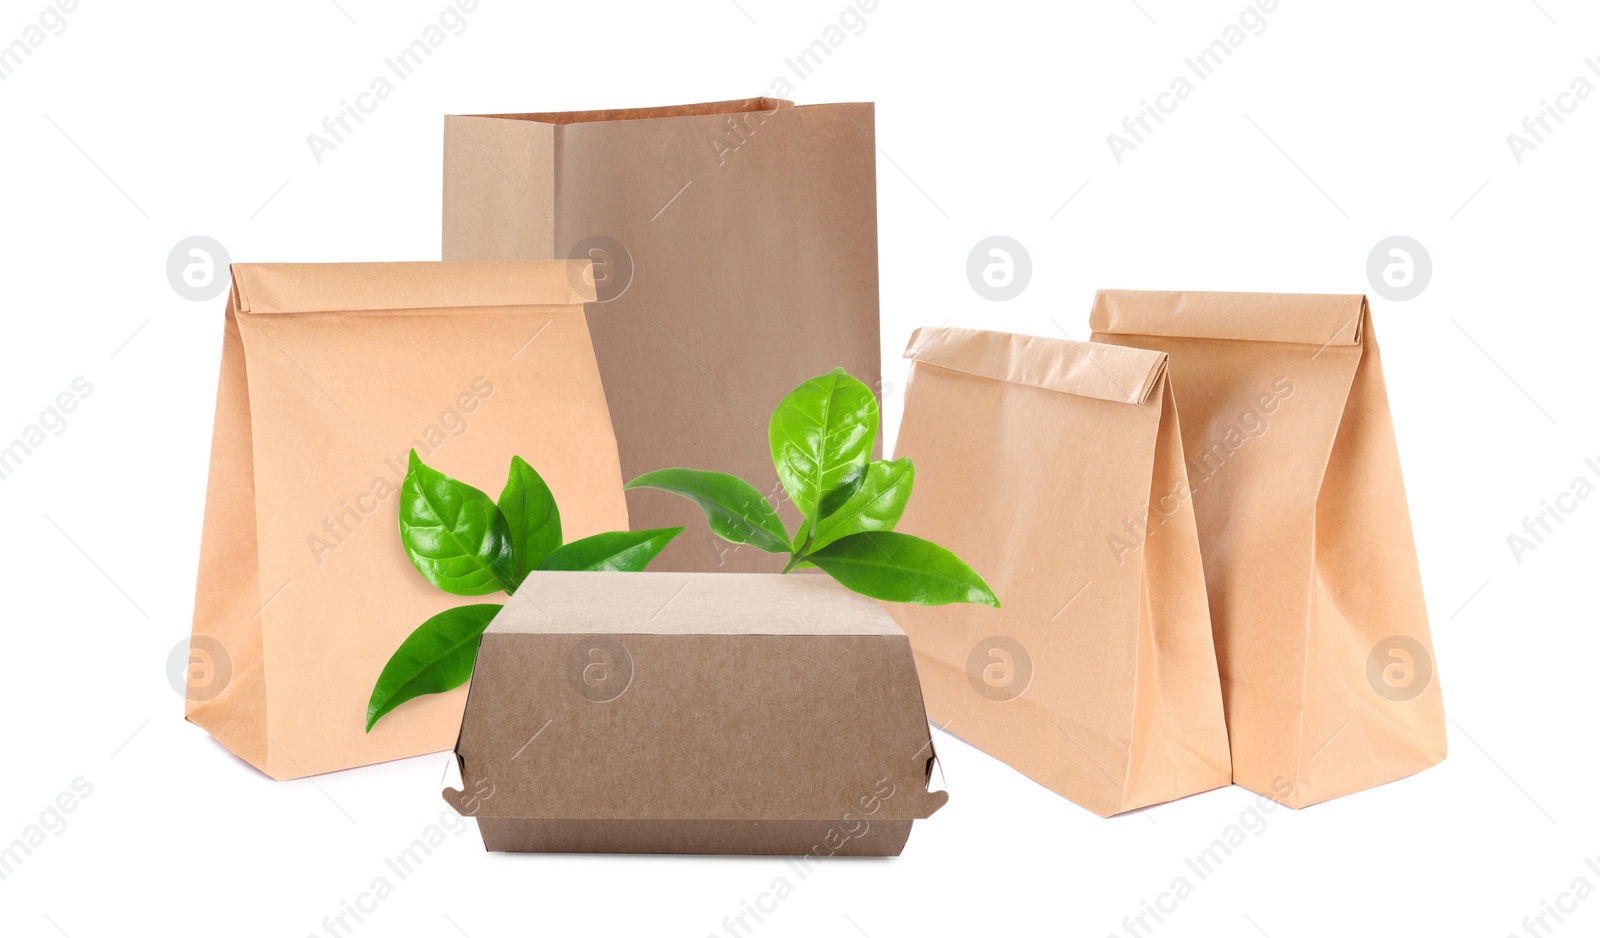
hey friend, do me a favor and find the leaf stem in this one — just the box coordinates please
[782,525,819,574]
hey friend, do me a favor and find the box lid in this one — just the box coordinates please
[444,572,948,824]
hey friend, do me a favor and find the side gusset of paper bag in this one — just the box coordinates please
[890,291,1445,814]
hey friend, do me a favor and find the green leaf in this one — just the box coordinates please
[808,458,915,552]
[768,368,878,530]
[400,450,515,595]
[366,603,501,732]
[816,466,868,523]
[805,531,1000,607]
[625,468,790,554]
[498,455,562,587]
[537,527,684,572]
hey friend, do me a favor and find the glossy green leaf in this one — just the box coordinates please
[805,531,999,607]
[497,455,562,587]
[768,368,878,530]
[366,603,501,732]
[400,450,515,595]
[625,468,790,554]
[536,527,684,572]
[807,458,915,552]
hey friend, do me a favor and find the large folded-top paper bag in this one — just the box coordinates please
[886,327,1230,817]
[188,260,629,779]
[1091,290,1445,807]
[442,98,880,573]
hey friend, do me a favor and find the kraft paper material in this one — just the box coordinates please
[442,98,881,573]
[886,326,1232,817]
[187,260,629,779]
[1092,289,1446,807]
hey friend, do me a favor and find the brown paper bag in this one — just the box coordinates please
[442,98,881,573]
[1091,290,1446,807]
[885,327,1231,817]
[187,260,629,779]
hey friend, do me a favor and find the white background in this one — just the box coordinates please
[0,1,1595,936]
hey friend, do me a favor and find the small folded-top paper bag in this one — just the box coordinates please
[886,326,1231,817]
[188,260,629,779]
[1092,290,1445,807]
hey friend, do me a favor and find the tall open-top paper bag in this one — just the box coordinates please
[188,260,629,779]
[886,327,1231,817]
[1091,290,1446,807]
[442,98,881,573]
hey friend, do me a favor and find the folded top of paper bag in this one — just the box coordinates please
[904,325,1168,405]
[1090,289,1367,346]
[229,259,596,314]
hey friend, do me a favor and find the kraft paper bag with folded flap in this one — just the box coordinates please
[884,326,1232,818]
[187,260,629,780]
[442,98,881,574]
[1091,290,1446,808]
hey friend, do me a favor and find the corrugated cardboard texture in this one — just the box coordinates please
[445,572,946,855]
[188,261,630,779]
[887,327,1231,818]
[443,99,881,574]
[476,818,913,856]
[1092,290,1446,807]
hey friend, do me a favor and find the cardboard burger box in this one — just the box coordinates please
[442,572,948,856]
